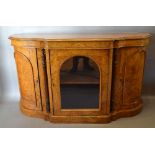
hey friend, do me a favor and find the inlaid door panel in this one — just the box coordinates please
[14,49,42,111]
[111,47,146,111]
[49,49,113,116]
[122,47,146,105]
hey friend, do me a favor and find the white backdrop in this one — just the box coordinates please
[0,26,155,99]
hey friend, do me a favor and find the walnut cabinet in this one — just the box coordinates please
[9,33,151,123]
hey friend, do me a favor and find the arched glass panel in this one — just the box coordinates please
[60,56,100,109]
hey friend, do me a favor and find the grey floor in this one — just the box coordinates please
[0,96,155,128]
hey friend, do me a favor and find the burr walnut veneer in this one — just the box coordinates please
[9,33,151,123]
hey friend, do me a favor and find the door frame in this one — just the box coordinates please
[47,49,113,116]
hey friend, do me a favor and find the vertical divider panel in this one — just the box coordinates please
[28,48,42,111]
[37,48,51,113]
[45,48,54,115]
[106,49,113,114]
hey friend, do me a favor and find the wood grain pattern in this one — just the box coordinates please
[10,33,151,123]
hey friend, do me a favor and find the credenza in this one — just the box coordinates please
[9,33,151,123]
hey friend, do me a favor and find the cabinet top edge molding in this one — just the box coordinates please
[9,33,151,41]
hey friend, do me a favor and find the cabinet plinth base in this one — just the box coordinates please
[20,99,142,124]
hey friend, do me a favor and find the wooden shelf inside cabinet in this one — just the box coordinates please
[60,71,99,85]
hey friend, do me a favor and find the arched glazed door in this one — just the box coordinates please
[49,49,112,116]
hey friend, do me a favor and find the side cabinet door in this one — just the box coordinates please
[111,46,147,111]
[123,47,146,106]
[14,48,42,111]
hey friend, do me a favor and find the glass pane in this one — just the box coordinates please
[60,56,100,109]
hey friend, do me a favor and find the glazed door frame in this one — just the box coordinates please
[47,48,113,116]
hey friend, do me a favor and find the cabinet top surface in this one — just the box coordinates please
[9,33,151,41]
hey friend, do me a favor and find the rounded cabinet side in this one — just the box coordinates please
[13,45,43,114]
[111,38,150,118]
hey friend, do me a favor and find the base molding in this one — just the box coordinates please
[20,101,142,123]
